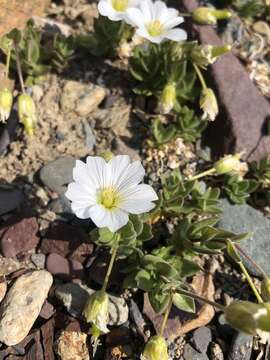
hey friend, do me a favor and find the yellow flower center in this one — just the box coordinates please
[97,187,121,210]
[111,0,129,12]
[147,20,164,37]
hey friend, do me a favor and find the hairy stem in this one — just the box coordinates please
[159,295,173,336]
[193,63,207,89]
[101,237,119,293]
[176,288,225,311]
[235,243,268,279]
[189,167,216,181]
[14,43,25,93]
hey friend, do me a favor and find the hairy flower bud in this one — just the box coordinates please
[225,301,270,335]
[18,94,37,136]
[191,44,231,68]
[200,88,218,121]
[0,88,13,123]
[214,154,242,175]
[142,336,168,360]
[158,83,176,114]
[192,7,231,25]
[83,290,109,334]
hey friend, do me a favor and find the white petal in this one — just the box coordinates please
[107,155,131,187]
[89,205,129,232]
[126,8,145,28]
[164,16,184,30]
[136,28,165,43]
[65,182,96,204]
[140,0,153,22]
[115,160,145,190]
[165,28,187,41]
[71,202,92,219]
[86,156,108,189]
[153,1,168,22]
[98,1,113,17]
[73,160,96,190]
[166,8,180,20]
[120,198,156,214]
[119,184,158,214]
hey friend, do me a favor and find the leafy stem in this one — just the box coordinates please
[193,63,207,89]
[14,42,25,93]
[101,234,120,293]
[159,294,173,336]
[5,47,12,78]
[189,167,216,181]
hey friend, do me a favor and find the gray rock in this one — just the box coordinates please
[192,327,212,354]
[48,195,73,216]
[218,199,270,276]
[55,283,128,326]
[183,344,209,360]
[0,270,53,346]
[0,189,23,215]
[39,156,76,194]
[31,254,46,269]
[228,332,253,360]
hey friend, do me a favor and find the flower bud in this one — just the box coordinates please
[191,44,231,68]
[225,301,270,335]
[0,88,13,123]
[200,88,218,121]
[214,154,242,175]
[158,83,176,114]
[262,278,270,302]
[142,335,168,360]
[192,7,232,25]
[18,94,37,136]
[83,290,109,334]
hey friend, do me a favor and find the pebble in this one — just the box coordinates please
[0,189,23,216]
[218,199,270,276]
[48,195,73,217]
[0,256,21,276]
[0,270,53,346]
[39,156,76,194]
[191,327,212,354]
[227,332,253,360]
[55,282,129,326]
[183,344,209,360]
[55,331,89,360]
[31,253,46,269]
[46,253,85,281]
[0,217,39,257]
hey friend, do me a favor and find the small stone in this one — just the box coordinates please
[46,253,85,281]
[218,199,270,276]
[48,195,73,216]
[192,327,212,354]
[0,282,7,303]
[75,86,106,117]
[55,283,128,326]
[39,156,76,194]
[0,270,53,346]
[210,343,224,360]
[0,189,23,216]
[82,119,96,151]
[31,253,46,269]
[55,331,89,360]
[0,217,39,257]
[39,300,55,320]
[0,256,21,276]
[40,222,93,263]
[183,344,209,360]
[227,332,253,360]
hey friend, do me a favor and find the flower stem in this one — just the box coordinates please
[189,167,216,181]
[159,295,173,336]
[238,261,263,303]
[14,42,25,94]
[176,288,225,311]
[101,236,119,293]
[193,63,207,90]
[5,47,12,78]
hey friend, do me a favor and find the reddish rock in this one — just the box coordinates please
[181,0,270,161]
[46,253,85,281]
[40,318,55,360]
[0,217,39,257]
[39,300,55,320]
[40,222,93,263]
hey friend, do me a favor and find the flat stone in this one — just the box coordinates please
[31,253,46,269]
[55,282,128,326]
[183,344,209,360]
[0,189,23,216]
[218,199,270,277]
[182,0,270,161]
[40,222,93,263]
[0,270,53,346]
[54,331,89,360]
[39,156,76,194]
[39,300,55,320]
[227,332,253,360]
[192,327,212,354]
[46,253,85,281]
[0,217,39,257]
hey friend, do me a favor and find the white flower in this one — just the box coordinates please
[98,0,140,22]
[126,0,187,44]
[65,155,158,232]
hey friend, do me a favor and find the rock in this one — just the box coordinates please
[46,253,85,281]
[55,283,128,326]
[0,217,39,257]
[227,332,253,360]
[218,199,270,276]
[40,222,93,263]
[60,80,106,116]
[55,331,89,360]
[0,110,19,156]
[82,119,96,151]
[181,0,270,161]
[96,101,130,131]
[48,195,73,217]
[31,253,46,269]
[191,327,212,354]
[39,156,76,194]
[112,137,140,161]
[0,256,21,276]
[0,282,7,303]
[0,270,53,346]
[39,300,55,320]
[183,344,209,360]
[210,343,224,360]
[0,188,23,216]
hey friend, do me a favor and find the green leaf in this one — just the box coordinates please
[226,240,241,263]
[138,223,153,241]
[149,291,171,314]
[135,269,153,291]
[173,293,195,313]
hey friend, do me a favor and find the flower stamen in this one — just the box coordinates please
[147,20,164,37]
[111,0,129,12]
[97,187,121,210]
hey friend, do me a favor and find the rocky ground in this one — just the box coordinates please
[0,0,270,359]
